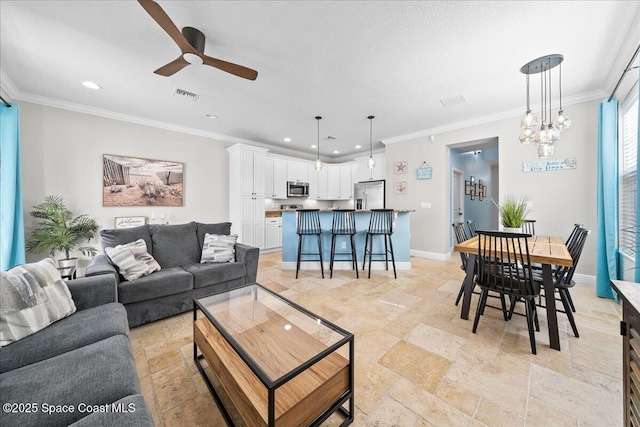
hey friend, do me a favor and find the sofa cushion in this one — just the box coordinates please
[105,239,161,281]
[0,334,141,427]
[200,233,238,263]
[68,394,154,427]
[117,267,193,304]
[1,258,76,347]
[196,222,231,249]
[100,226,153,256]
[183,262,247,289]
[0,302,128,374]
[148,222,200,268]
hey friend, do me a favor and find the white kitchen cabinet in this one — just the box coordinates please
[265,156,287,199]
[228,144,268,248]
[308,164,319,199]
[354,153,386,183]
[286,161,308,182]
[317,167,328,199]
[339,164,354,199]
[327,165,340,200]
[265,217,282,249]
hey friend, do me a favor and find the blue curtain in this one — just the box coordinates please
[596,99,619,298]
[0,103,26,270]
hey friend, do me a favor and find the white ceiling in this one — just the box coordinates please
[1,1,639,161]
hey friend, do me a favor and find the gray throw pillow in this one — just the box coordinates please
[105,239,161,281]
[100,225,153,255]
[196,222,232,250]
[0,258,77,347]
[200,233,238,263]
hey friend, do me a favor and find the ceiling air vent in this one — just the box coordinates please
[173,88,200,101]
[440,94,467,108]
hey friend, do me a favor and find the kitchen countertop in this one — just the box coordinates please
[279,209,414,213]
[265,210,283,217]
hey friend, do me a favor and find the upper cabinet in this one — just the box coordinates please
[286,160,308,182]
[265,155,288,199]
[339,164,354,199]
[354,154,386,183]
[234,146,265,196]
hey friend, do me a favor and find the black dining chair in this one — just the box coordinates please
[453,222,471,305]
[473,230,540,354]
[522,219,536,235]
[467,219,477,237]
[362,209,396,279]
[295,209,324,279]
[329,209,358,278]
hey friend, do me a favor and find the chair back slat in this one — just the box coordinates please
[332,209,356,235]
[296,209,322,235]
[522,219,536,235]
[368,209,393,235]
[453,222,469,269]
[556,228,590,284]
[467,220,477,237]
[565,223,583,246]
[476,230,538,297]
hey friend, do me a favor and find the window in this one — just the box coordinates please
[619,87,638,258]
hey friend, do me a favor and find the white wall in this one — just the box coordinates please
[20,101,231,260]
[385,99,599,276]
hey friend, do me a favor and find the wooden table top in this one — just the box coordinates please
[454,235,573,267]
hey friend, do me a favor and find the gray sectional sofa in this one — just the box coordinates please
[87,221,259,327]
[0,274,154,427]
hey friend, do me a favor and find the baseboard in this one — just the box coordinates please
[260,247,282,254]
[281,261,412,270]
[573,273,596,286]
[410,249,451,261]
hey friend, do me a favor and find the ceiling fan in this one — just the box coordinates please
[138,0,258,80]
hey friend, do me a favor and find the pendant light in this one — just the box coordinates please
[519,54,571,158]
[314,116,323,171]
[367,115,375,169]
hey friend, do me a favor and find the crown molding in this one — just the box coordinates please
[381,89,606,145]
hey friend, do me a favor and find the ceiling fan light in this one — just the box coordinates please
[183,52,203,65]
[314,159,323,171]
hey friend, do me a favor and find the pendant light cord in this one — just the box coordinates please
[315,116,321,160]
[368,115,374,158]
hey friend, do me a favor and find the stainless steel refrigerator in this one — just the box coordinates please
[354,180,385,210]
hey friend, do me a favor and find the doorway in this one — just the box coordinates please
[453,169,464,225]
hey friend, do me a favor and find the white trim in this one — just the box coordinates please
[411,249,451,261]
[260,248,282,254]
[281,261,411,270]
[381,90,606,145]
[573,273,596,286]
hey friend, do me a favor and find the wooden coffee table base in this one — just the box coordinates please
[193,311,354,426]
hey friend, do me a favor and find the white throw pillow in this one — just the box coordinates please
[105,239,161,281]
[0,258,77,347]
[200,233,238,263]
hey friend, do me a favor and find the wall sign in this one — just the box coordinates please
[522,157,576,173]
[417,162,433,180]
[115,216,147,229]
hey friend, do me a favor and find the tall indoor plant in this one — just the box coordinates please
[26,195,99,277]
[493,195,529,232]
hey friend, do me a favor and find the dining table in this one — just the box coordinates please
[453,234,573,351]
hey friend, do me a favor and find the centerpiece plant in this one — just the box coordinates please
[26,195,99,276]
[493,194,529,232]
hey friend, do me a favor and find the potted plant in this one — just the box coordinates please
[26,195,99,277]
[493,194,530,232]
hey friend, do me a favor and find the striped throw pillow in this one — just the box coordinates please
[105,239,161,281]
[0,258,77,347]
[200,233,238,263]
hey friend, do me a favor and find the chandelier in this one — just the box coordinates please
[519,54,572,158]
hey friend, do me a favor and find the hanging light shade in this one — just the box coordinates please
[519,54,571,158]
[367,115,375,169]
[314,116,323,171]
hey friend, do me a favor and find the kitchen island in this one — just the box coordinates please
[281,210,412,271]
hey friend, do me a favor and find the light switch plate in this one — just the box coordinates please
[420,202,432,209]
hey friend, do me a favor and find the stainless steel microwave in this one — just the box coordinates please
[287,181,309,198]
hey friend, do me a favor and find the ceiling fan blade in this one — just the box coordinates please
[138,0,194,54]
[154,56,190,76]
[201,54,258,81]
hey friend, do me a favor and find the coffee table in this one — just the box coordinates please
[193,284,354,426]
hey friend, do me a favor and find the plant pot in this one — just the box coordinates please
[57,258,77,279]
[503,227,522,233]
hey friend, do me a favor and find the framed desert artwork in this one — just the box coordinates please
[103,154,184,207]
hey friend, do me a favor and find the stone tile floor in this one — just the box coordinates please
[131,252,623,426]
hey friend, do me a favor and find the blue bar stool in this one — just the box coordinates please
[362,209,396,279]
[330,209,358,278]
[296,209,324,279]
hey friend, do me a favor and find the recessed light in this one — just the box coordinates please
[311,145,317,148]
[206,114,218,119]
[82,81,101,90]
[284,137,291,142]
[355,145,362,149]
[333,150,339,154]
